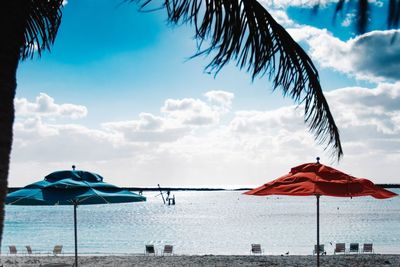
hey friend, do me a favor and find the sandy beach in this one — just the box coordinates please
[1,254,400,267]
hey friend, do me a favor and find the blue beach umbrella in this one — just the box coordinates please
[6,166,146,267]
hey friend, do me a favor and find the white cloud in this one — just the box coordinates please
[259,0,336,8]
[327,83,400,135]
[341,12,355,27]
[204,90,234,112]
[289,27,400,82]
[161,98,219,126]
[269,9,295,26]
[260,0,383,9]
[230,107,303,134]
[101,92,236,143]
[15,93,87,119]
[102,113,189,143]
[205,90,234,106]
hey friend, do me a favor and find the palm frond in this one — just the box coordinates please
[134,0,343,160]
[21,0,64,59]
[335,0,400,34]
[388,0,400,29]
[356,0,369,33]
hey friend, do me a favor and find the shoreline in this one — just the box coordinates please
[7,183,400,193]
[2,254,400,266]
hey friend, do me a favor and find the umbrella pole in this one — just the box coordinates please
[316,195,320,267]
[74,202,78,267]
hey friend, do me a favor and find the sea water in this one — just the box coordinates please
[3,189,400,255]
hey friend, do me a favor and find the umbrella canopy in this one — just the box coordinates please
[245,161,397,199]
[6,168,146,267]
[7,170,145,205]
[244,158,397,267]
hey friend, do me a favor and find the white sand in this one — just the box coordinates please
[1,254,400,267]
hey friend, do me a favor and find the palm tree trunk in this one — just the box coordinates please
[0,64,17,255]
[0,1,28,253]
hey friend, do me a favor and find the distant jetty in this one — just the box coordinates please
[7,184,400,193]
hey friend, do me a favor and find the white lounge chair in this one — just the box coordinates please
[349,243,359,253]
[334,243,346,254]
[26,245,33,255]
[145,244,156,255]
[313,244,326,255]
[162,245,173,255]
[26,245,41,255]
[53,245,63,256]
[250,244,263,255]
[8,245,17,255]
[362,243,373,253]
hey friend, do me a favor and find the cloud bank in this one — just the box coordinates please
[10,86,400,186]
[15,93,87,119]
[289,27,400,82]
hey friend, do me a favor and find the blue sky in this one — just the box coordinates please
[11,0,400,187]
[18,0,290,124]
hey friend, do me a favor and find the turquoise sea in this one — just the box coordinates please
[3,189,400,255]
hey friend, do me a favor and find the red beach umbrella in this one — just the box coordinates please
[244,157,397,267]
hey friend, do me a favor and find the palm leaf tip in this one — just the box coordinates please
[305,84,343,161]
[21,0,64,60]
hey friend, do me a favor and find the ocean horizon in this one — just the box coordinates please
[4,189,400,255]
[7,183,400,192]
